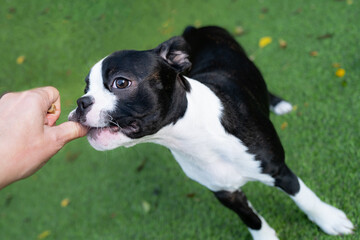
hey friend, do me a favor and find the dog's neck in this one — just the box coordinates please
[150,77,224,151]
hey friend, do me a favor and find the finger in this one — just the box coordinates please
[47,121,89,146]
[35,86,61,126]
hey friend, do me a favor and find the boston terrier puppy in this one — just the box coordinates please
[69,26,353,240]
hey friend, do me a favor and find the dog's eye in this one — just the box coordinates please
[112,78,132,89]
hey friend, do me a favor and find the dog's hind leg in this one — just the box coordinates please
[214,190,279,240]
[268,92,292,115]
[273,165,354,235]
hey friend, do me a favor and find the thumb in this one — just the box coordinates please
[49,121,89,146]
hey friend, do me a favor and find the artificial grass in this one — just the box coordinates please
[0,0,359,239]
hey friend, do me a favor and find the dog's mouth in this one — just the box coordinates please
[84,120,139,139]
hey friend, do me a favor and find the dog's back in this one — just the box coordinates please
[183,26,270,116]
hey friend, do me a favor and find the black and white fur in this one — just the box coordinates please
[69,26,353,239]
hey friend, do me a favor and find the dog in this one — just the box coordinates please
[68,26,354,239]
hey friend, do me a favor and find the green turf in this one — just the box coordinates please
[0,0,359,239]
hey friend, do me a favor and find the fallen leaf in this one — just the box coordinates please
[97,14,106,21]
[38,230,51,239]
[279,39,287,49]
[194,20,202,28]
[259,36,272,48]
[292,105,298,111]
[347,0,353,5]
[249,55,256,61]
[142,200,151,213]
[186,193,196,198]
[159,19,174,35]
[234,26,245,36]
[310,51,318,57]
[61,198,70,207]
[293,8,303,14]
[65,151,80,162]
[136,158,148,172]
[332,63,341,68]
[281,122,288,130]
[8,8,16,13]
[335,68,346,77]
[317,33,334,40]
[261,8,269,14]
[40,8,49,15]
[16,55,25,64]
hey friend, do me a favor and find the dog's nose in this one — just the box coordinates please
[77,96,94,112]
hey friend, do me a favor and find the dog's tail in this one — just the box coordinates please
[269,92,293,115]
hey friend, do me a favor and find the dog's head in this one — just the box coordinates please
[68,37,191,150]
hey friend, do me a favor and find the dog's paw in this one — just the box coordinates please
[249,218,279,240]
[271,100,293,115]
[308,202,354,235]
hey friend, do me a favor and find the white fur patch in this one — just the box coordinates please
[83,58,118,127]
[151,77,275,192]
[291,179,354,235]
[271,100,292,115]
[249,216,278,240]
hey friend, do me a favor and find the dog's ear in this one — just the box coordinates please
[155,36,191,73]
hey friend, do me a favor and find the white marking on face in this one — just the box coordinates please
[83,58,118,127]
[68,57,139,151]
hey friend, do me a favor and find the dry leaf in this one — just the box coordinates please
[259,37,272,48]
[194,20,202,28]
[61,198,70,207]
[310,51,318,57]
[335,68,345,77]
[16,55,25,64]
[136,158,148,172]
[279,39,287,49]
[186,193,196,198]
[281,122,288,130]
[317,33,334,40]
[292,105,298,111]
[234,26,244,36]
[142,200,151,213]
[38,230,51,239]
[332,63,341,68]
[65,151,80,162]
[261,8,269,14]
[8,8,16,13]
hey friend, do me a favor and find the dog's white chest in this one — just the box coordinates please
[154,78,274,192]
[170,138,258,192]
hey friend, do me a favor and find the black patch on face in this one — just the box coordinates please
[84,73,90,94]
[100,43,190,138]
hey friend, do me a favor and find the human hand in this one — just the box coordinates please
[0,87,88,189]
